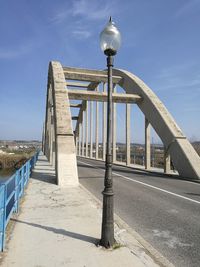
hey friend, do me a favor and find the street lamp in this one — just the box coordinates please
[99,17,121,248]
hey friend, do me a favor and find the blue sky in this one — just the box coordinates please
[0,0,200,143]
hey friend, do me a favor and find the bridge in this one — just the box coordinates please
[1,61,200,267]
[43,61,200,185]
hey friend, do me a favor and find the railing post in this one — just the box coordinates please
[145,118,151,169]
[164,147,171,174]
[30,157,34,171]
[33,154,36,167]
[0,185,6,251]
[27,160,31,181]
[96,87,99,159]
[126,104,131,165]
[21,167,25,196]
[24,162,29,187]
[85,101,88,157]
[81,111,85,156]
[14,170,20,213]
[90,101,93,158]
[112,86,116,163]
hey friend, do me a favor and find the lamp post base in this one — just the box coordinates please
[100,190,115,248]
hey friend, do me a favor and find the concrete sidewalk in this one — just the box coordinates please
[1,154,173,267]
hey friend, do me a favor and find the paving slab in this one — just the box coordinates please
[1,154,173,267]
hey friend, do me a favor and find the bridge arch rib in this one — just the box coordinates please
[44,61,200,183]
[113,68,200,179]
[44,61,79,186]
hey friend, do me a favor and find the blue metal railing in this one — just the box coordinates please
[0,151,39,251]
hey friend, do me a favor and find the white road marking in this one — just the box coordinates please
[112,161,200,187]
[78,160,200,205]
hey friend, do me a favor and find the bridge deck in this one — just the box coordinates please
[78,157,200,267]
[1,154,161,267]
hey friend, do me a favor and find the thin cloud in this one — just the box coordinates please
[175,0,200,18]
[72,0,114,20]
[158,78,200,91]
[154,63,200,91]
[50,0,119,44]
[158,62,196,79]
[0,42,34,59]
[50,10,69,24]
[72,29,91,39]
[51,0,117,24]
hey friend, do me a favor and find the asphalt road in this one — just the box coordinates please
[77,157,200,267]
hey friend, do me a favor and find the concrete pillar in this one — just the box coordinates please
[164,147,171,174]
[75,135,78,155]
[42,123,45,153]
[45,107,49,160]
[79,123,82,156]
[49,121,54,164]
[112,86,116,163]
[45,84,55,167]
[95,87,99,159]
[76,132,79,156]
[126,104,131,165]
[102,83,107,161]
[77,138,80,156]
[44,117,49,158]
[85,101,88,157]
[90,101,93,158]
[145,118,151,169]
[81,111,85,156]
[47,103,51,161]
[49,103,55,166]
[44,85,52,158]
[51,116,55,168]
[50,61,78,187]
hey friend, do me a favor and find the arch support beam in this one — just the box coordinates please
[113,68,200,179]
[47,61,79,187]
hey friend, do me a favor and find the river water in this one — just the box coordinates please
[0,169,14,183]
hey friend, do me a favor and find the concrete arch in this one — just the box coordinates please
[113,68,200,179]
[44,61,79,186]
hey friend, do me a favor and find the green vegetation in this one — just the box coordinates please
[0,148,36,170]
[0,140,41,172]
[112,242,124,249]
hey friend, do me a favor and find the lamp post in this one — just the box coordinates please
[99,17,121,248]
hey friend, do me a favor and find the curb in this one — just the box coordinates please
[79,184,175,267]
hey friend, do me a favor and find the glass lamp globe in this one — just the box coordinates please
[100,17,121,56]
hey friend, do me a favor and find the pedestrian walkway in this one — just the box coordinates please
[0,154,173,267]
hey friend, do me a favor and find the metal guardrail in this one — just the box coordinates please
[0,151,39,251]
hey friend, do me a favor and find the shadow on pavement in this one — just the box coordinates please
[31,170,56,184]
[11,218,98,245]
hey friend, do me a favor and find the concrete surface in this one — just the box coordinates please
[78,157,200,267]
[0,154,173,267]
[44,61,79,187]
